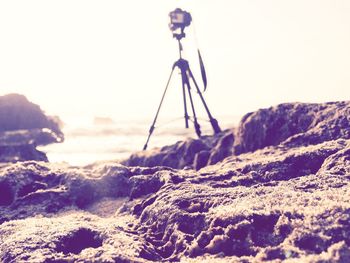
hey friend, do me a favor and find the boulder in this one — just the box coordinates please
[124,130,234,170]
[124,138,211,169]
[233,101,350,154]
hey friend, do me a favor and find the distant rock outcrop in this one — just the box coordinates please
[0,93,64,162]
[0,144,48,163]
[0,128,63,146]
[0,94,63,137]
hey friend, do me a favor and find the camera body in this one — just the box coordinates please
[169,8,192,40]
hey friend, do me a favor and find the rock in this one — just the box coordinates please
[194,150,211,170]
[1,101,350,262]
[233,101,350,155]
[0,143,48,163]
[207,131,234,166]
[132,140,350,262]
[124,130,234,170]
[0,128,63,146]
[0,213,151,263]
[125,101,350,171]
[0,94,63,140]
[124,138,211,169]
[0,94,64,162]
[0,162,173,223]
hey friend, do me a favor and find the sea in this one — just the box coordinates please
[39,115,240,166]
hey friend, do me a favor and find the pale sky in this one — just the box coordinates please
[0,0,349,123]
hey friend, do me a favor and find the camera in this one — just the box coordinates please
[169,8,192,39]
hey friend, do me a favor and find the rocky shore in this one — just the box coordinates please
[0,94,63,162]
[0,101,350,262]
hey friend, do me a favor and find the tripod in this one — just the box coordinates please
[143,39,221,150]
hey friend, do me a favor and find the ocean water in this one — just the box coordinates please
[40,116,240,166]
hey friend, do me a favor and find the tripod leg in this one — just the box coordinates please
[143,67,175,150]
[187,68,222,134]
[184,70,201,137]
[180,67,190,128]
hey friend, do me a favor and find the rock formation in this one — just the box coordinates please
[233,101,350,154]
[123,129,235,170]
[0,94,63,137]
[0,94,64,162]
[0,144,48,163]
[0,101,350,262]
[125,101,350,171]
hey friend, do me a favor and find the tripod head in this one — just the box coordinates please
[169,8,192,40]
[169,8,208,90]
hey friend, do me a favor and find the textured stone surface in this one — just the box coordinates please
[233,101,350,154]
[124,130,234,170]
[1,101,350,262]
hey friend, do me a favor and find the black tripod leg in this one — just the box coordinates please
[184,71,201,138]
[143,67,175,150]
[187,68,222,134]
[180,67,190,128]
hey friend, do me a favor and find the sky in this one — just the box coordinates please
[0,0,349,123]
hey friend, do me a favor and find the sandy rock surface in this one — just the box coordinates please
[1,101,350,262]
